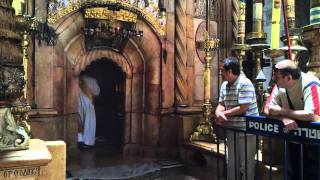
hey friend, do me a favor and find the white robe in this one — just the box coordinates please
[78,76,100,146]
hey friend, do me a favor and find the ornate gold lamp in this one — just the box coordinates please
[190,0,219,142]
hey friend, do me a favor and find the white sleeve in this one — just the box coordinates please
[83,76,100,96]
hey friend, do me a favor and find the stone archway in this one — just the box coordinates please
[73,47,145,154]
[81,58,126,149]
[47,3,168,155]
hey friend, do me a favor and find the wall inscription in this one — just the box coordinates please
[0,166,40,179]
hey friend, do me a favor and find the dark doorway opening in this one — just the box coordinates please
[82,58,125,150]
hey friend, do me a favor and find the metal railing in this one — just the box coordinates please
[212,115,320,180]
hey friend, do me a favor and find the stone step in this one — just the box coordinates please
[67,160,196,180]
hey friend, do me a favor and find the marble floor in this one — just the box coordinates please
[66,143,196,179]
[67,144,156,172]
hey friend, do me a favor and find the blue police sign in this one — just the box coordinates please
[245,115,320,144]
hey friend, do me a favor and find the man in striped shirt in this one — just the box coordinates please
[215,57,258,180]
[265,60,320,180]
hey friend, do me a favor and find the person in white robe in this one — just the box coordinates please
[78,75,100,147]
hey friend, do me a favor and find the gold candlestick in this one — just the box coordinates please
[190,31,219,142]
[232,0,251,71]
[21,30,29,98]
[280,0,307,64]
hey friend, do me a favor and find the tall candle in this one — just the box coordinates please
[252,0,263,33]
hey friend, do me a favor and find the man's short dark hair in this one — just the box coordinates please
[223,57,240,75]
[274,66,301,80]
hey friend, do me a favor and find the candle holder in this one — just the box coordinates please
[280,0,307,65]
[190,31,219,142]
[232,0,251,71]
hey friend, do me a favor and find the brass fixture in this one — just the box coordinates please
[190,0,219,142]
[301,0,320,78]
[232,0,251,71]
[0,0,31,151]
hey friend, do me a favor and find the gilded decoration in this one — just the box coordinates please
[0,0,30,151]
[47,0,165,36]
[84,8,137,23]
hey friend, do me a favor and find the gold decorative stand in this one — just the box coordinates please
[232,0,251,70]
[190,31,219,142]
[246,0,269,112]
[0,0,32,151]
[190,0,220,142]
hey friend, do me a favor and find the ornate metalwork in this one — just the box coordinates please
[255,70,266,113]
[83,18,143,50]
[280,0,307,65]
[0,0,31,151]
[0,65,25,100]
[246,0,269,112]
[232,0,251,71]
[85,8,138,22]
[194,0,215,20]
[191,0,219,142]
[190,30,219,142]
[47,0,165,36]
[0,107,26,151]
[301,0,320,78]
[21,30,29,98]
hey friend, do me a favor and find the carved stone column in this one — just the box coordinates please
[232,0,239,43]
[186,0,195,105]
[175,0,188,107]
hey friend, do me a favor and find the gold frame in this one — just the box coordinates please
[48,0,165,36]
[84,8,137,22]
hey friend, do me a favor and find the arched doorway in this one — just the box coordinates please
[81,58,126,150]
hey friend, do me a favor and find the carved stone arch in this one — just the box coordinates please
[74,49,133,78]
[52,1,164,154]
[54,11,162,77]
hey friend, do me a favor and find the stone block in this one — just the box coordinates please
[159,115,178,146]
[166,13,175,43]
[38,141,66,180]
[186,15,194,39]
[131,113,142,144]
[177,115,202,142]
[165,0,175,13]
[0,139,51,180]
[143,114,160,146]
[123,144,142,156]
